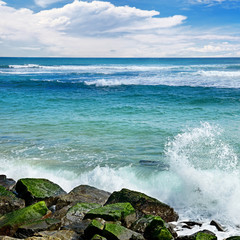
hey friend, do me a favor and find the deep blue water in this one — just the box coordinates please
[0,58,240,228]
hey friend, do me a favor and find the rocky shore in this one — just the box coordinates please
[0,175,239,240]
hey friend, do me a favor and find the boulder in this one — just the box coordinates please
[16,178,66,206]
[0,176,16,191]
[84,202,136,228]
[0,186,25,216]
[102,222,144,240]
[144,216,173,240]
[31,230,79,240]
[0,201,48,236]
[105,188,178,222]
[14,219,61,238]
[176,230,217,240]
[84,219,106,239]
[56,185,110,210]
[210,220,225,232]
[0,237,21,240]
[225,237,240,240]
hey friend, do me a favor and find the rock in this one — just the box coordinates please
[210,220,225,232]
[61,219,91,236]
[63,202,101,225]
[56,185,110,210]
[84,202,136,228]
[176,230,217,240]
[84,219,106,239]
[144,216,173,240]
[0,201,48,236]
[14,219,61,238]
[16,178,66,206]
[0,186,25,216]
[225,237,240,240]
[91,234,107,240]
[181,221,202,228]
[105,188,178,222]
[0,236,21,240]
[32,230,79,240]
[102,222,144,240]
[131,215,177,238]
[0,176,16,191]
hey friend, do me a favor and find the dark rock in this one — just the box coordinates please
[14,218,61,238]
[84,219,106,239]
[56,185,110,210]
[61,219,91,236]
[0,236,21,240]
[225,237,240,240]
[0,186,25,216]
[84,202,136,228]
[144,216,173,240]
[210,220,225,232]
[181,221,202,228]
[105,188,178,222]
[102,222,144,240]
[16,178,66,206]
[0,201,48,236]
[0,176,16,191]
[176,230,217,240]
[91,234,107,240]
[32,230,79,240]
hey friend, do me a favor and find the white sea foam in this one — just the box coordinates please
[197,70,240,77]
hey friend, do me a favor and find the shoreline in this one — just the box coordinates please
[0,175,239,240]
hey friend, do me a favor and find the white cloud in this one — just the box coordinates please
[35,0,65,8]
[0,0,239,57]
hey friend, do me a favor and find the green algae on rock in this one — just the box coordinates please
[0,201,48,236]
[91,234,107,240]
[0,186,25,216]
[105,188,178,222]
[84,219,105,239]
[16,178,66,206]
[84,202,136,227]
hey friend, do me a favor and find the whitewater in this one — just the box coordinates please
[0,58,240,238]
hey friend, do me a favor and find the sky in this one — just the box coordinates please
[0,0,240,57]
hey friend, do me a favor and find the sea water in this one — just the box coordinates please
[0,58,240,237]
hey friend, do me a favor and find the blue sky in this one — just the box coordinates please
[0,0,240,57]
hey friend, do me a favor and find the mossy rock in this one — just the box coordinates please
[84,219,105,239]
[195,232,217,240]
[103,222,144,240]
[84,202,136,227]
[31,230,79,240]
[144,216,173,240]
[91,234,107,240]
[225,237,240,240]
[14,218,61,238]
[16,178,66,206]
[0,201,48,236]
[0,186,25,216]
[105,188,178,222]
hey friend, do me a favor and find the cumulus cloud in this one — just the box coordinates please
[35,0,65,8]
[0,0,239,57]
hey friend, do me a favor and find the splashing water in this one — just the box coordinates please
[165,122,240,225]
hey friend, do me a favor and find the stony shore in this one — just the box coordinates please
[0,174,239,240]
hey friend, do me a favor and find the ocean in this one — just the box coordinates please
[0,58,240,237]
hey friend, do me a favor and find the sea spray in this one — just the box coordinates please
[165,122,240,225]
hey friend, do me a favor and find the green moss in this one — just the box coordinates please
[0,201,48,228]
[19,178,65,198]
[103,222,126,238]
[0,186,15,197]
[195,232,217,240]
[91,234,107,240]
[225,237,240,240]
[84,202,135,222]
[84,219,105,239]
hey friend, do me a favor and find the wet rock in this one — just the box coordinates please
[16,178,66,206]
[225,237,240,240]
[0,201,48,236]
[0,236,21,240]
[105,188,178,222]
[210,220,225,232]
[56,185,110,210]
[176,230,217,240]
[0,176,16,191]
[32,230,79,240]
[84,202,136,228]
[84,219,106,239]
[14,219,61,238]
[144,216,173,240]
[0,186,25,216]
[181,221,202,228]
[91,234,107,240]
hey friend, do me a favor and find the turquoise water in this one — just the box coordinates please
[0,58,240,227]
